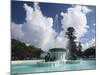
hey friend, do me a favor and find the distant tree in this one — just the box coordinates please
[77,42,82,58]
[83,46,96,58]
[11,39,44,60]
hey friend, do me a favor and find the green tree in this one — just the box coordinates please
[66,27,77,60]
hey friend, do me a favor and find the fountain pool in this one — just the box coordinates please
[11,59,96,74]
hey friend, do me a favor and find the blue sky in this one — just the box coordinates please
[11,1,96,50]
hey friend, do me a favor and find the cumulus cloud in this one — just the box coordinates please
[81,38,89,42]
[61,5,92,40]
[11,3,57,51]
[82,6,92,14]
[82,38,96,51]
[11,3,93,51]
[11,22,24,40]
[54,31,68,48]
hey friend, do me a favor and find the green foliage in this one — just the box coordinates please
[11,38,95,61]
[66,27,95,59]
[83,46,96,58]
[11,39,44,60]
[66,27,78,60]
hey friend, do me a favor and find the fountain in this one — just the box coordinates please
[38,15,82,67]
[49,48,66,61]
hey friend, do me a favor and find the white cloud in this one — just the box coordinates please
[11,3,57,51]
[61,5,92,40]
[11,3,93,52]
[92,29,96,34]
[82,38,95,51]
[82,6,92,14]
[81,38,89,42]
[11,22,24,40]
[54,31,68,48]
[93,23,96,26]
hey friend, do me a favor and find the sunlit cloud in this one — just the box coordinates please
[61,5,92,40]
[11,3,94,51]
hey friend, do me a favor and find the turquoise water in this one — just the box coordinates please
[11,59,96,74]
